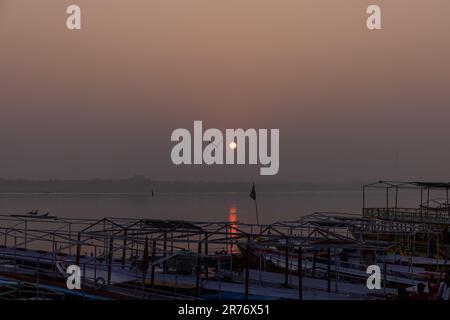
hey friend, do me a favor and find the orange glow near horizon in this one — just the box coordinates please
[228,206,238,253]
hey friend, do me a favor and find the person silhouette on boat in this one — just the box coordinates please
[411,283,428,300]
[436,270,450,300]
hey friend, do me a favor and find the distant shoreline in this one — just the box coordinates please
[0,190,362,196]
[0,176,363,194]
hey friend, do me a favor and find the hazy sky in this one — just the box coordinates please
[1,0,449,182]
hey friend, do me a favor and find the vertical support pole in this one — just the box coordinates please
[174,256,178,295]
[76,233,81,266]
[163,233,167,273]
[383,259,387,294]
[217,257,222,299]
[362,186,366,215]
[284,238,289,288]
[4,228,7,247]
[230,247,233,272]
[298,246,303,301]
[259,249,263,285]
[94,245,97,281]
[334,248,338,293]
[204,232,209,279]
[395,186,398,209]
[122,229,128,268]
[327,248,331,293]
[24,221,27,250]
[107,237,113,285]
[446,188,450,218]
[52,233,56,273]
[244,243,250,300]
[436,233,439,259]
[312,252,316,278]
[103,220,107,256]
[69,223,72,256]
[82,263,86,299]
[195,242,202,297]
[14,236,17,273]
[225,225,229,254]
[141,237,149,298]
[420,188,423,208]
[386,187,389,210]
[151,240,156,287]
[36,257,40,299]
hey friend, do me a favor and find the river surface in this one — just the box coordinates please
[0,190,424,223]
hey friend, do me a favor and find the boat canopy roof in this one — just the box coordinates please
[364,181,450,190]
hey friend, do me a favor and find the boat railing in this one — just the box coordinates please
[364,207,450,225]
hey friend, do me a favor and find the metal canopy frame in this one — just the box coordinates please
[362,181,450,225]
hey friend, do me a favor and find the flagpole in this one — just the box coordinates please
[254,198,259,225]
[250,183,260,225]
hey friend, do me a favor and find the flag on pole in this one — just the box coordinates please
[250,183,259,224]
[250,183,256,200]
